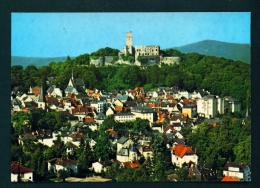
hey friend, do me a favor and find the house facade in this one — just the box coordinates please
[116,137,134,162]
[92,160,106,173]
[91,100,107,113]
[47,158,78,174]
[11,162,34,182]
[171,144,198,168]
[114,113,136,122]
[223,161,251,181]
[131,105,155,123]
[197,95,218,119]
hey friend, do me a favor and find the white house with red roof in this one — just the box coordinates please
[171,144,198,168]
[68,132,87,147]
[11,162,34,182]
[47,158,78,174]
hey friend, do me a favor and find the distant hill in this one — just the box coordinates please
[11,56,72,67]
[168,40,250,64]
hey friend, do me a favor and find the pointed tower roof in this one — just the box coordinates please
[68,78,74,87]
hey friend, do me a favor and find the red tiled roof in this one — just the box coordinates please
[157,111,163,116]
[122,160,140,168]
[45,96,58,102]
[143,148,153,152]
[11,162,34,174]
[130,163,139,168]
[69,132,87,139]
[31,86,41,96]
[22,107,29,112]
[93,93,101,98]
[172,144,195,158]
[147,103,155,108]
[166,95,174,100]
[179,147,187,158]
[221,176,238,182]
[105,129,118,139]
[163,125,174,133]
[115,106,123,112]
[156,117,165,123]
[86,89,94,95]
[183,99,189,104]
[134,87,144,91]
[85,117,94,123]
[48,158,77,167]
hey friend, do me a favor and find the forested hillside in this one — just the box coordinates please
[11,56,71,68]
[11,48,251,114]
[168,40,250,64]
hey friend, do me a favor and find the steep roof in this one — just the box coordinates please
[96,112,106,120]
[65,86,78,95]
[163,125,174,133]
[47,158,77,166]
[172,144,195,158]
[11,162,34,174]
[74,78,85,86]
[223,161,248,172]
[122,160,140,168]
[221,176,238,182]
[69,132,87,139]
[65,141,78,149]
[117,136,129,144]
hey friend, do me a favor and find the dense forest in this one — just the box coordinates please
[11,47,251,114]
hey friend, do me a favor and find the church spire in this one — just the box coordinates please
[68,70,74,87]
[38,85,44,102]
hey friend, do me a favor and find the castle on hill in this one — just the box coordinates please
[90,31,181,66]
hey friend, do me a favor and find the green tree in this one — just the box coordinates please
[94,130,111,161]
[233,136,251,166]
[165,74,181,87]
[150,134,168,181]
[132,118,151,133]
[12,111,33,134]
[11,144,23,162]
[175,167,189,181]
[57,169,69,182]
[31,108,46,130]
[22,65,40,91]
[105,162,122,180]
[11,65,24,89]
[76,139,94,173]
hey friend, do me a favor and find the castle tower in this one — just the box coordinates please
[126,31,132,47]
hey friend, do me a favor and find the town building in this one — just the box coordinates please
[116,136,134,162]
[222,161,251,181]
[131,104,155,123]
[171,143,198,168]
[11,162,34,182]
[114,112,136,122]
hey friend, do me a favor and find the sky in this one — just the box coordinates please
[11,12,250,57]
